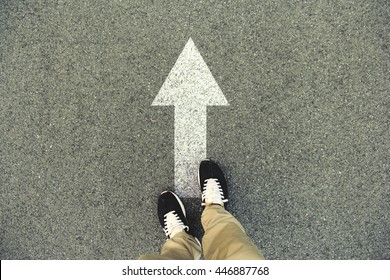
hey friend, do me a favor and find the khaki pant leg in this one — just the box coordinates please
[139,231,202,260]
[201,205,265,260]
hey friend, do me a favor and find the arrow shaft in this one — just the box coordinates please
[174,106,207,197]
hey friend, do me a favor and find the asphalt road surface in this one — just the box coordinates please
[0,0,389,259]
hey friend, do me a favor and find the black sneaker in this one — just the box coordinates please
[198,159,228,207]
[158,191,192,239]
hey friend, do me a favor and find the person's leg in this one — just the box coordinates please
[139,191,202,260]
[139,231,201,260]
[201,205,264,260]
[199,159,265,260]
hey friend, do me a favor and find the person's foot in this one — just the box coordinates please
[158,191,192,238]
[199,159,228,207]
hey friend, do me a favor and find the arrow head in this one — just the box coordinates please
[152,38,229,107]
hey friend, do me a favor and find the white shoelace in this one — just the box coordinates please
[201,178,228,206]
[163,210,188,238]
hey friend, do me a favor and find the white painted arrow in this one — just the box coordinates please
[152,38,229,197]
